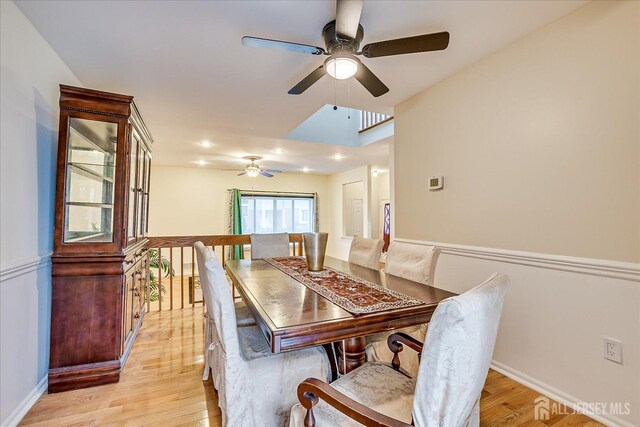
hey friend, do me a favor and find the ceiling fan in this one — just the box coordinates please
[242,0,449,97]
[238,156,282,178]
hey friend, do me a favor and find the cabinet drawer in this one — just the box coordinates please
[124,247,148,272]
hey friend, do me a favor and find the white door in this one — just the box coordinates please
[352,199,363,236]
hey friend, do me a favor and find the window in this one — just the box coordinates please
[241,196,314,234]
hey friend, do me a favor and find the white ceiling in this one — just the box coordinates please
[16,0,587,174]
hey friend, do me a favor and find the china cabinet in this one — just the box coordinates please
[49,85,153,392]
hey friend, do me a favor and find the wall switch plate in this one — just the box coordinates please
[604,338,622,364]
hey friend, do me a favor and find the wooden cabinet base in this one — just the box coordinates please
[48,310,144,393]
[48,360,121,393]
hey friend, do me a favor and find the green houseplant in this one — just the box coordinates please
[148,248,171,302]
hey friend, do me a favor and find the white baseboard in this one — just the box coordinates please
[491,360,635,427]
[1,376,47,427]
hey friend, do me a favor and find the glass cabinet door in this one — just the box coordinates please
[63,118,117,243]
[139,148,150,238]
[136,145,145,238]
[127,133,139,243]
[144,151,151,237]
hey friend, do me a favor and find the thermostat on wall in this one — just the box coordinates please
[429,176,444,190]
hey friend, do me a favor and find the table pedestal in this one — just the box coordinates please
[338,337,367,374]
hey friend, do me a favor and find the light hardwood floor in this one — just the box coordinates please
[21,307,602,426]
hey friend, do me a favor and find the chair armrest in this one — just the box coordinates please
[297,378,411,427]
[387,332,424,372]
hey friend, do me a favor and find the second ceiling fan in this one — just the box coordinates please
[242,0,449,97]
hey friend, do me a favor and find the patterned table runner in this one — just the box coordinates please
[264,257,425,315]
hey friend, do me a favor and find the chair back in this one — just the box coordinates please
[194,242,214,305]
[348,236,383,270]
[250,233,290,259]
[385,242,440,286]
[195,242,240,357]
[412,273,509,427]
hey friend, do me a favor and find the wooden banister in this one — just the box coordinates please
[147,233,303,248]
[146,233,305,312]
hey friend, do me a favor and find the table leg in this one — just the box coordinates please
[338,337,367,374]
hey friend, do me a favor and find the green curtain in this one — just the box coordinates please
[231,188,244,259]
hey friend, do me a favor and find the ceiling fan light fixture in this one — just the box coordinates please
[246,166,260,178]
[324,54,359,80]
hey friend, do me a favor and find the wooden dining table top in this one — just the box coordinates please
[225,256,456,354]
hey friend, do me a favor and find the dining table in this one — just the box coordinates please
[225,255,456,374]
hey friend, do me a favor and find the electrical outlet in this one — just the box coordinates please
[604,338,622,364]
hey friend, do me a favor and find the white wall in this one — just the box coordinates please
[287,104,361,147]
[148,165,329,236]
[0,1,81,425]
[393,2,639,425]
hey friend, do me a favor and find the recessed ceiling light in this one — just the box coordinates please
[199,140,212,148]
[302,167,310,173]
[195,160,208,166]
[272,148,284,154]
[333,154,344,160]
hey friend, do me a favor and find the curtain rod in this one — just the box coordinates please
[227,189,315,196]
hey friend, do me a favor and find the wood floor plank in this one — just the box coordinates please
[20,307,602,426]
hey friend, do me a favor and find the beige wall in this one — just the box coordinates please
[393,2,639,425]
[395,1,640,263]
[148,165,329,237]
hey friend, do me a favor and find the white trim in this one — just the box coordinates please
[0,253,52,283]
[394,238,639,282]
[1,376,47,427]
[491,361,635,427]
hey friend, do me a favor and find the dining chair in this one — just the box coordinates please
[289,272,509,427]
[194,242,256,380]
[200,247,332,427]
[348,236,383,270]
[366,242,441,377]
[251,232,291,259]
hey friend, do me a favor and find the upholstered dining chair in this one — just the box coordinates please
[251,232,291,259]
[289,273,509,427]
[200,244,331,427]
[348,236,383,270]
[366,242,441,377]
[194,242,256,380]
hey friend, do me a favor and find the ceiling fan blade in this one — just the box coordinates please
[260,171,274,178]
[237,171,247,176]
[361,32,450,58]
[354,62,389,97]
[288,66,326,95]
[263,169,282,174]
[336,0,363,39]
[242,36,325,55]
